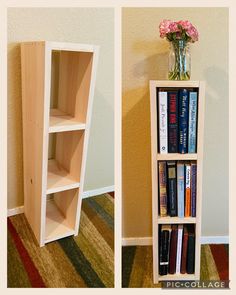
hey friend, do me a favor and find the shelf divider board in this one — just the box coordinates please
[46,159,80,194]
[157,153,197,161]
[21,41,99,247]
[149,80,205,283]
[158,274,197,281]
[158,217,196,224]
[49,109,86,133]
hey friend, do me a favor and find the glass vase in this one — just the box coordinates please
[168,40,191,80]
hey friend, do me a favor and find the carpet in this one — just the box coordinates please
[122,244,229,288]
[8,193,114,288]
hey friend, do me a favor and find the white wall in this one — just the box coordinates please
[8,7,114,209]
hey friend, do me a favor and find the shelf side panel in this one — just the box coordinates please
[21,42,45,245]
[149,81,159,284]
[195,81,205,279]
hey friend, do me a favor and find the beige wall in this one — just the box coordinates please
[8,8,114,209]
[122,8,228,238]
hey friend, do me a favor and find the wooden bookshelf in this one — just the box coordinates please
[21,41,99,246]
[149,80,205,283]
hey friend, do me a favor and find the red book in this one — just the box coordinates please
[168,91,178,153]
[180,226,189,274]
[168,225,178,274]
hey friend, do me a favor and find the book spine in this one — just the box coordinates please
[180,226,189,274]
[185,163,191,217]
[159,227,170,276]
[168,92,178,153]
[176,225,183,274]
[191,163,197,217]
[186,225,195,274]
[158,92,168,153]
[168,225,178,274]
[159,162,167,217]
[177,162,185,218]
[167,161,177,216]
[188,92,198,153]
[178,89,189,153]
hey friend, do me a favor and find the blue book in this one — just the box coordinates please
[188,92,198,153]
[178,89,189,153]
[191,163,197,217]
[177,162,185,218]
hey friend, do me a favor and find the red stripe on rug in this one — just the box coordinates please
[8,218,46,288]
[210,244,229,280]
[108,192,114,198]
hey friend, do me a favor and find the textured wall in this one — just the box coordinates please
[8,8,114,209]
[122,8,228,238]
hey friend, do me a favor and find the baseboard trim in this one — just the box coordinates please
[122,235,229,246]
[82,185,114,199]
[122,237,153,246]
[200,236,229,244]
[7,186,114,216]
[7,206,24,217]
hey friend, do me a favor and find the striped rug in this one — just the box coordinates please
[122,244,229,288]
[8,193,114,288]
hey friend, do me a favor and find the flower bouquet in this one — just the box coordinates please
[159,20,199,80]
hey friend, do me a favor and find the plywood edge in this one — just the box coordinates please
[74,46,100,235]
[46,41,98,52]
[150,80,200,88]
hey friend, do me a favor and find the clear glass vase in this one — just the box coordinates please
[168,40,191,80]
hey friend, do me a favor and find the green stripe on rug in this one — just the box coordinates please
[85,197,114,230]
[59,237,105,288]
[122,246,136,288]
[93,194,114,217]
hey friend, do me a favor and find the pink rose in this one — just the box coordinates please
[177,20,192,31]
[159,19,172,38]
[169,22,180,33]
[186,26,199,42]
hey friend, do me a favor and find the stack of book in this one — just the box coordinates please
[159,224,195,275]
[158,89,198,154]
[158,161,197,218]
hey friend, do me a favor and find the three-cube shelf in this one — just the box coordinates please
[21,41,99,246]
[149,80,205,283]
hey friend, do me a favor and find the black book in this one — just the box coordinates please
[159,225,171,276]
[186,225,195,274]
[168,91,178,153]
[167,161,177,216]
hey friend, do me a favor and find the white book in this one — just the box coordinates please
[158,92,168,153]
[185,164,191,189]
[176,224,183,274]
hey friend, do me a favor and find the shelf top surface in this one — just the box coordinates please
[150,80,202,88]
[21,41,99,52]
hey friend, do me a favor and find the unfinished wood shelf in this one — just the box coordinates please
[149,80,205,283]
[49,109,86,133]
[21,41,99,246]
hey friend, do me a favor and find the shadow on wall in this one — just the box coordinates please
[122,87,152,237]
[132,40,169,81]
[122,41,170,237]
[8,43,24,208]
